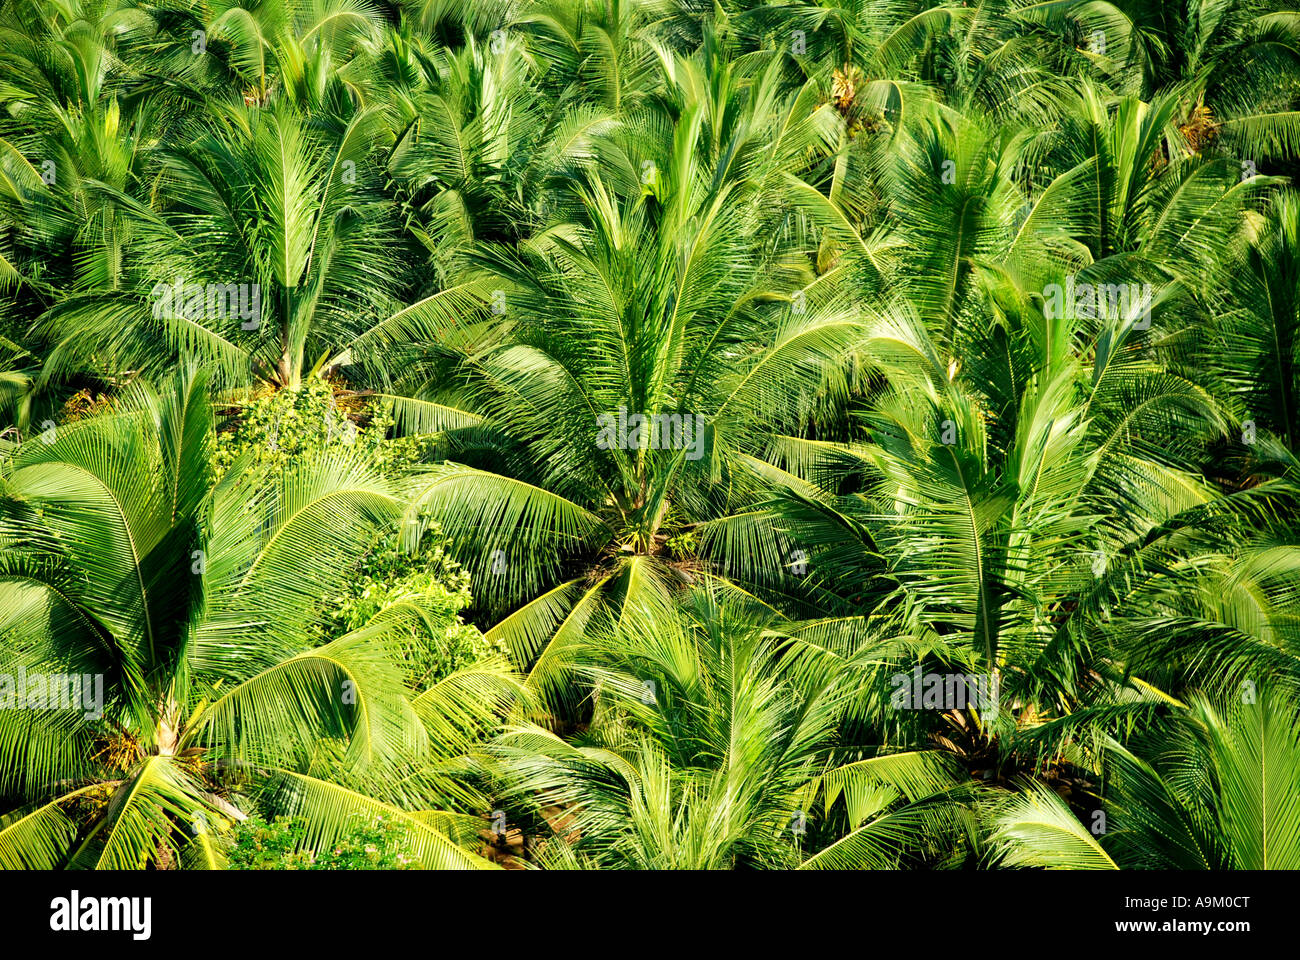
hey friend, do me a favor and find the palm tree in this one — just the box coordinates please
[1191,189,1300,460]
[988,686,1300,869]
[488,586,971,869]
[394,43,859,708]
[0,367,516,868]
[33,100,494,392]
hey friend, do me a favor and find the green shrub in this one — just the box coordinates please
[213,378,436,478]
[319,521,507,686]
[225,815,421,870]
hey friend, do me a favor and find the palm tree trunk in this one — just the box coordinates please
[279,347,298,390]
[156,696,181,757]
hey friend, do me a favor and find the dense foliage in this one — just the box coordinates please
[225,815,420,869]
[1,0,1299,870]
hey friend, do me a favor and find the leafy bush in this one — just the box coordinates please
[319,521,507,686]
[225,815,420,870]
[213,378,435,478]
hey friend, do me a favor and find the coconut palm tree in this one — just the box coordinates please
[31,99,495,392]
[0,367,517,868]
[392,44,857,709]
[1191,189,1300,460]
[487,586,972,869]
[988,686,1300,869]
